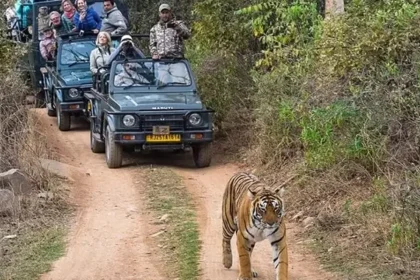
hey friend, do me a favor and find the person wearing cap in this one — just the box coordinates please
[100,0,128,36]
[39,26,56,61]
[114,62,148,87]
[37,6,50,40]
[106,34,146,65]
[50,11,74,36]
[149,3,191,59]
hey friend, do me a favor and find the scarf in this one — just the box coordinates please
[63,8,75,21]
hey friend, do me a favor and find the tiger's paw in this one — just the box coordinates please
[222,244,232,268]
[237,272,257,280]
[223,252,232,268]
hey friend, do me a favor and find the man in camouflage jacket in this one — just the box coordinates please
[149,4,190,59]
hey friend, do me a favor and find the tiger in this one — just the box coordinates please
[222,171,288,280]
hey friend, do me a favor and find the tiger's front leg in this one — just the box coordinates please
[236,232,254,280]
[270,224,288,280]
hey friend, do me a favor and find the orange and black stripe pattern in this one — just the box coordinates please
[222,172,288,280]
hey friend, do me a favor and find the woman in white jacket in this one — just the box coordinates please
[89,31,115,74]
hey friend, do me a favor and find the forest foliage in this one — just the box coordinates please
[172,0,420,277]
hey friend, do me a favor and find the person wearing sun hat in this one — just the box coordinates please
[149,3,191,59]
[106,34,146,65]
[39,26,57,61]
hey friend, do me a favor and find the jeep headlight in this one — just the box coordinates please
[122,115,136,127]
[188,113,203,126]
[69,88,80,98]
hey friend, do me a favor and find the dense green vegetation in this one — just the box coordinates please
[127,0,420,278]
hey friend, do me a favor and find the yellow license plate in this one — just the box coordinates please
[146,134,181,142]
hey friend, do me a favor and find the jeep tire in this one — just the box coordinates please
[105,126,123,168]
[47,107,56,117]
[90,121,105,153]
[56,105,71,131]
[192,142,212,168]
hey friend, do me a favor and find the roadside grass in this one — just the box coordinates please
[1,110,72,280]
[307,229,395,280]
[0,176,71,280]
[143,166,201,280]
[0,30,71,280]
[0,226,67,280]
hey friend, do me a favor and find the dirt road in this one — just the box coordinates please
[175,166,337,280]
[36,109,336,280]
[37,111,165,280]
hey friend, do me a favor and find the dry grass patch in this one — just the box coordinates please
[0,51,71,279]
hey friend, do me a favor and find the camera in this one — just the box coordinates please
[166,21,176,28]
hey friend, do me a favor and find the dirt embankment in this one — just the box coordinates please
[37,109,336,280]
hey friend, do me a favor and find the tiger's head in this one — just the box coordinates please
[248,187,285,229]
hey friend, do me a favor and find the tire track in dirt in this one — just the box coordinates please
[35,110,165,280]
[174,164,338,280]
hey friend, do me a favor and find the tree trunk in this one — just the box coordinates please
[325,0,344,18]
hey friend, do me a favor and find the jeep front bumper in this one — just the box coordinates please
[112,130,213,145]
[58,101,86,113]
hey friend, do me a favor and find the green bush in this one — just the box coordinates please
[242,0,420,276]
[185,0,259,144]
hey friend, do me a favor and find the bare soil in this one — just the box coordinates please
[35,109,337,280]
[37,111,165,280]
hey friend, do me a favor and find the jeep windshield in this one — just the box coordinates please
[113,61,192,89]
[61,41,96,66]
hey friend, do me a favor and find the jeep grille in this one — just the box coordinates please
[141,114,184,131]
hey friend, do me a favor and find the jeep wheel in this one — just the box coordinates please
[105,126,123,168]
[192,142,212,168]
[47,107,56,117]
[90,121,105,153]
[56,105,71,131]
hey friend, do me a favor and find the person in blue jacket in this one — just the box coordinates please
[14,0,32,29]
[73,0,101,34]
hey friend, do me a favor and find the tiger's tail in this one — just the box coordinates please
[222,173,238,269]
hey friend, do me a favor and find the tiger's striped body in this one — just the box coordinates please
[222,172,288,280]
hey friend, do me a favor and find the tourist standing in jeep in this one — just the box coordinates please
[100,0,128,36]
[37,6,50,39]
[149,3,191,59]
[39,26,56,61]
[50,11,74,36]
[61,0,77,24]
[90,31,115,74]
[73,0,102,34]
